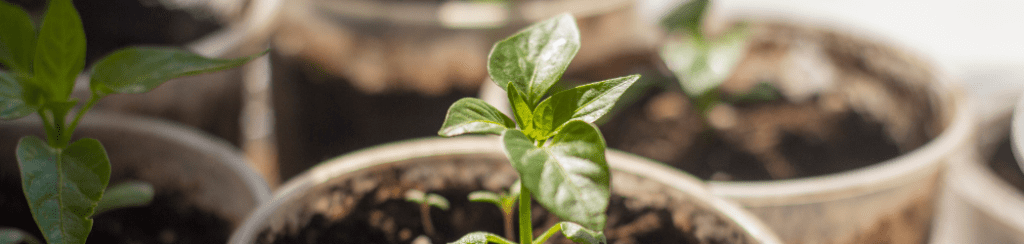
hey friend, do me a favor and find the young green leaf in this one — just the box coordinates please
[0,0,36,74]
[661,25,749,98]
[448,232,514,244]
[557,222,606,244]
[89,47,268,97]
[507,83,539,138]
[33,0,85,101]
[0,71,33,120]
[0,227,43,244]
[501,120,610,231]
[488,13,580,105]
[93,181,155,216]
[439,98,516,137]
[531,74,640,137]
[661,0,708,34]
[17,137,111,244]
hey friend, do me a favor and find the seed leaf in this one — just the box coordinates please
[17,137,111,244]
[449,232,514,244]
[501,120,610,231]
[488,13,580,105]
[661,25,749,97]
[0,71,33,120]
[0,227,43,244]
[439,98,515,137]
[0,0,36,74]
[34,0,85,101]
[558,222,607,244]
[90,47,267,97]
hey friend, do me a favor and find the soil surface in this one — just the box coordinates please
[580,22,940,181]
[989,138,1024,193]
[255,155,754,244]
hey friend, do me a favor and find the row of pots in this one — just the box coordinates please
[3,0,1022,244]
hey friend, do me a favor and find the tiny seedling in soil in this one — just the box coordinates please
[468,182,520,240]
[438,13,640,244]
[405,189,452,236]
[659,0,779,120]
[0,0,266,243]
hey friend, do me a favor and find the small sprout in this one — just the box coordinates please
[0,228,43,244]
[440,13,632,244]
[659,0,779,120]
[468,182,520,240]
[406,189,450,236]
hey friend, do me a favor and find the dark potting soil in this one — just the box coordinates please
[600,88,903,181]
[255,155,751,244]
[988,138,1024,193]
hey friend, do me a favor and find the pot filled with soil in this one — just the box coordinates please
[0,112,272,243]
[228,136,782,244]
[533,14,972,244]
[930,93,1024,243]
[267,0,660,182]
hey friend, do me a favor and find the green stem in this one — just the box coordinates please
[37,108,58,147]
[532,224,562,244]
[66,95,99,142]
[518,182,532,244]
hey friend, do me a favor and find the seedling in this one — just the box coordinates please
[438,13,639,244]
[468,182,519,240]
[406,189,452,236]
[659,0,778,119]
[0,0,265,243]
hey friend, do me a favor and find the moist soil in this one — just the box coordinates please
[576,22,940,181]
[988,138,1024,193]
[255,155,753,244]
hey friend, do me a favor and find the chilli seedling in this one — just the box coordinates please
[438,13,639,244]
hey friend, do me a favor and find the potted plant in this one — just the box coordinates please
[930,89,1024,243]
[0,0,270,243]
[231,14,782,244]
[491,1,970,243]
[4,0,280,148]
[266,0,659,181]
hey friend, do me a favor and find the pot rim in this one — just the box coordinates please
[310,0,633,29]
[1012,93,1024,169]
[709,81,973,206]
[945,142,1024,236]
[229,136,783,244]
[3,112,273,206]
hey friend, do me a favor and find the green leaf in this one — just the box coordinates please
[17,137,111,244]
[501,120,610,231]
[93,181,155,216]
[661,25,750,97]
[405,190,450,210]
[89,47,268,97]
[0,71,33,120]
[558,222,606,244]
[532,74,640,137]
[507,83,538,137]
[0,228,43,244]
[488,13,580,105]
[661,0,708,34]
[34,0,85,101]
[448,232,514,244]
[468,191,502,205]
[0,0,36,74]
[438,98,515,137]
[426,194,450,210]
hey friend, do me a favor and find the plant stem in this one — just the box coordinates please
[37,108,58,147]
[66,95,99,141]
[504,210,514,241]
[422,203,435,236]
[518,182,532,244]
[532,224,562,244]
